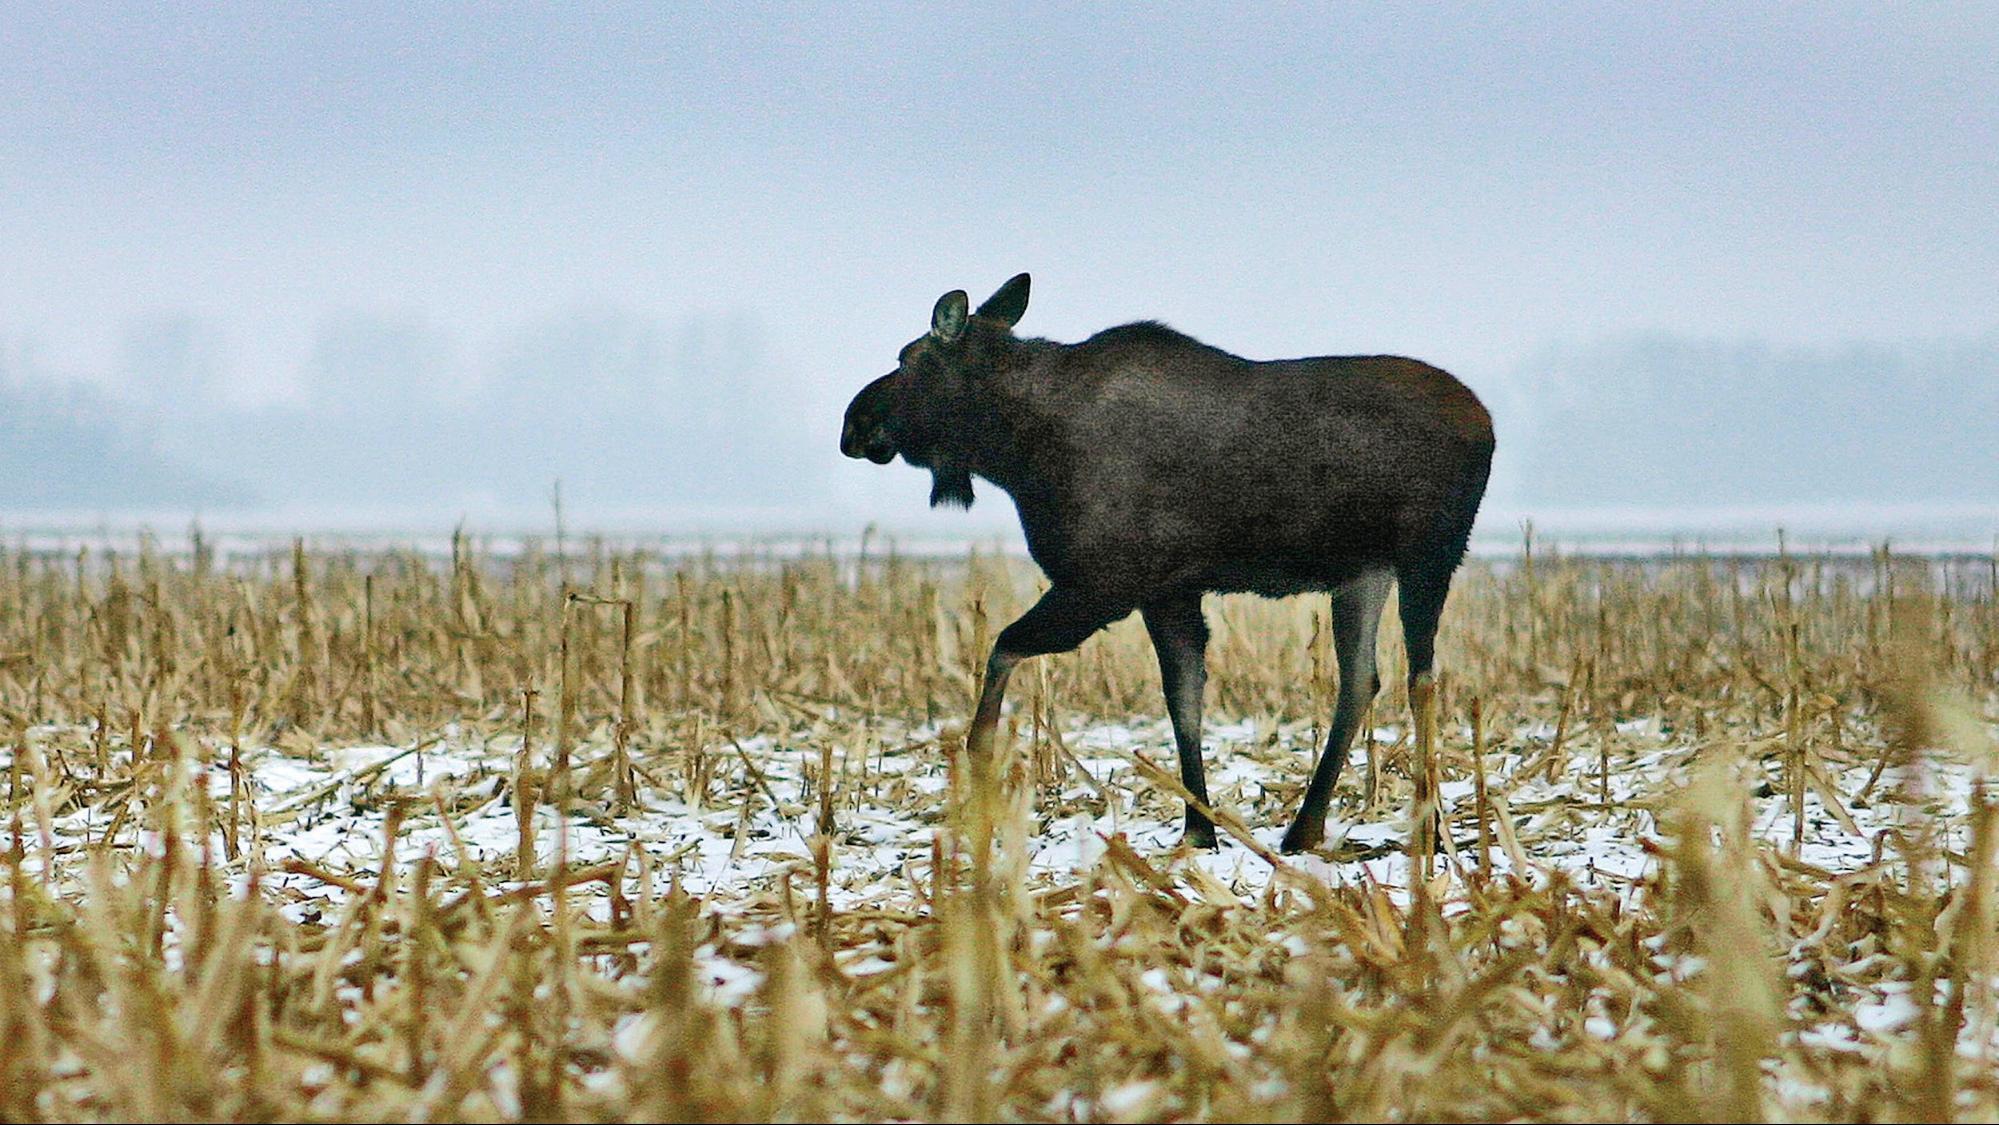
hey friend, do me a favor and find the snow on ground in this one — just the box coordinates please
[20,711,1980,916]
[14,710,1991,1041]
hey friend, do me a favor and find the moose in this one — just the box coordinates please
[840,274,1494,853]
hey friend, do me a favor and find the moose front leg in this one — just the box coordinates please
[965,588,1129,774]
[1141,593,1217,849]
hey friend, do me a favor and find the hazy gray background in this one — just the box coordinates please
[3,4,1995,541]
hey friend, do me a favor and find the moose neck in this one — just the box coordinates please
[933,334,1061,500]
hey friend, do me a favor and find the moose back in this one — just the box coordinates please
[840,274,1494,853]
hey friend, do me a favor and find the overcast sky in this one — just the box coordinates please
[2,4,1995,532]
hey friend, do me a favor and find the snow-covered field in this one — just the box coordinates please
[4,539,1995,1119]
[19,706,1986,1043]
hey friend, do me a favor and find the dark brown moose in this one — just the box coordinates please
[840,274,1494,853]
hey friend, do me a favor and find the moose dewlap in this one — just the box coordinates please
[840,274,1495,853]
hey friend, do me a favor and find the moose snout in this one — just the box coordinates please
[840,418,896,464]
[842,371,900,464]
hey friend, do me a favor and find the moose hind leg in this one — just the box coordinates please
[966,587,1129,771]
[1281,567,1393,855]
[1397,564,1458,856]
[1142,593,1216,849]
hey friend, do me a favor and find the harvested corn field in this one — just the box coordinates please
[2,535,1998,1121]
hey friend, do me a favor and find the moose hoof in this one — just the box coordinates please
[1181,822,1218,851]
[1279,821,1323,855]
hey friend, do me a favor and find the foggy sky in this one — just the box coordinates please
[2,4,1995,533]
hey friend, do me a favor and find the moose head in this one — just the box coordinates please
[838,273,1033,508]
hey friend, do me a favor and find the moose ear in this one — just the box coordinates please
[974,272,1031,328]
[930,290,969,343]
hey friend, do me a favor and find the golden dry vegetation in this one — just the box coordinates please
[2,532,1998,1121]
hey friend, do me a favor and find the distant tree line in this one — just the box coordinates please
[2,320,1994,516]
[1496,333,1999,507]
[0,307,815,516]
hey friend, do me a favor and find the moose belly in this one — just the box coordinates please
[1180,508,1404,596]
[1190,556,1383,598]
[1026,485,1410,602]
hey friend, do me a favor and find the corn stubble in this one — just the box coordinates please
[0,535,1997,1121]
